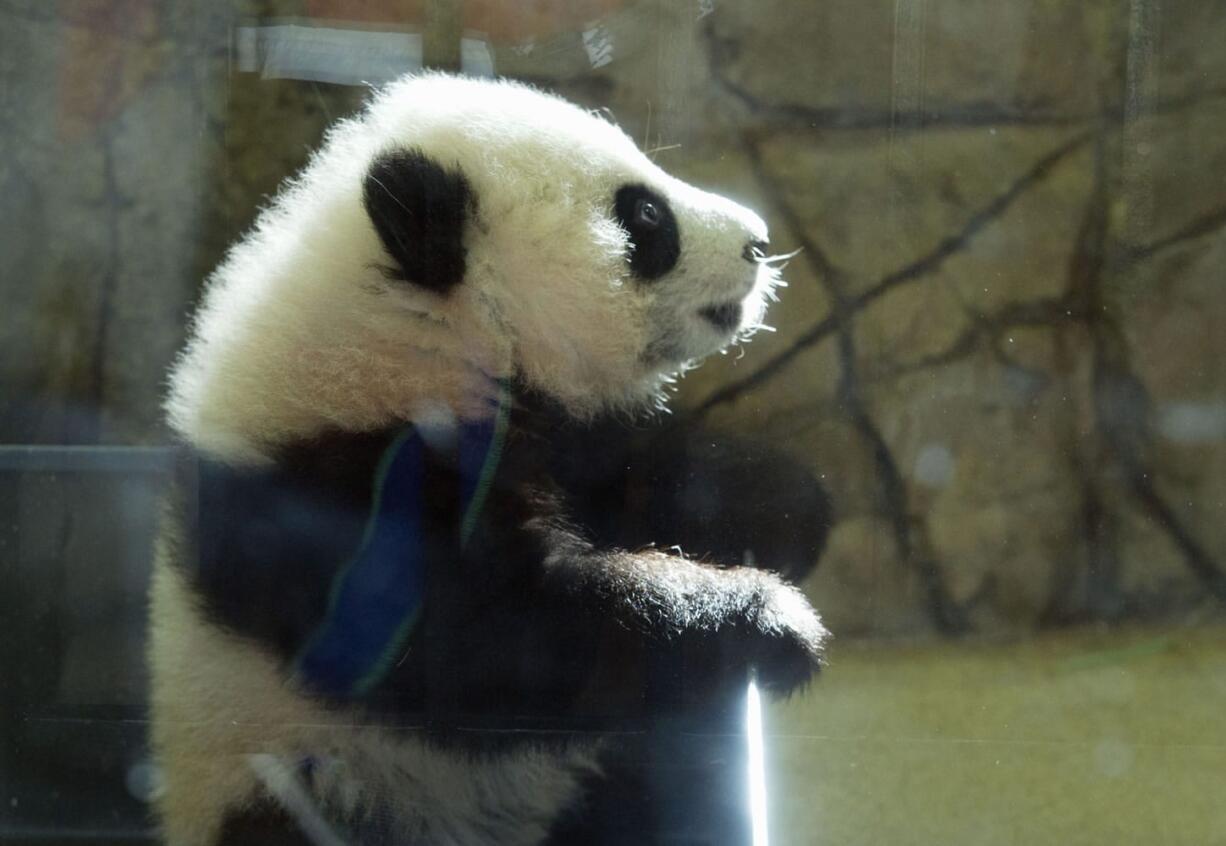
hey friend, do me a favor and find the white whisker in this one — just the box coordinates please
[760,247,803,264]
[645,143,682,156]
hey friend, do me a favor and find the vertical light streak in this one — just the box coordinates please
[747,675,769,846]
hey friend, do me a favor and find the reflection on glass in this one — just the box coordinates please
[1,0,1224,843]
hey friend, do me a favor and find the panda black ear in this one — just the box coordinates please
[363,148,474,292]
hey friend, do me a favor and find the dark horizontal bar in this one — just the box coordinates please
[0,446,177,475]
[0,827,156,844]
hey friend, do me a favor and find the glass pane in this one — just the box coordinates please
[2,2,1223,843]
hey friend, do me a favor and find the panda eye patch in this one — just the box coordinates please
[615,184,680,280]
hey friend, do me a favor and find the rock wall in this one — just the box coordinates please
[2,0,1223,637]
[668,1,1226,636]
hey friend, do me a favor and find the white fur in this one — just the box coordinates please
[149,556,597,845]
[166,73,773,463]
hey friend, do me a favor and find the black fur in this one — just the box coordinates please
[178,391,825,719]
[217,804,315,845]
[699,301,744,333]
[363,148,473,292]
[614,184,680,280]
[547,411,832,585]
[174,389,828,840]
[181,429,427,663]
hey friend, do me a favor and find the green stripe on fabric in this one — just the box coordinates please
[292,426,416,673]
[460,381,511,550]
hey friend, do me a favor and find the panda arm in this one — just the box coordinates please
[527,500,826,699]
[546,413,832,583]
[421,468,825,718]
[180,422,823,721]
[631,427,834,582]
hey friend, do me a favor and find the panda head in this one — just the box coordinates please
[168,74,779,460]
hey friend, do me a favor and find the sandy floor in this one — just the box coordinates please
[766,623,1226,845]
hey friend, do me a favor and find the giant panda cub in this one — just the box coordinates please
[151,73,827,845]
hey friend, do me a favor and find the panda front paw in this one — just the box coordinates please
[657,566,827,707]
[742,573,827,697]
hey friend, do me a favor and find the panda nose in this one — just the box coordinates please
[742,238,769,263]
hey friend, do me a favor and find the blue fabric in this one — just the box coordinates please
[295,428,427,697]
[458,415,496,513]
[294,387,509,699]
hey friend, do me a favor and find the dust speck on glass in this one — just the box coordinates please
[1,2,1223,844]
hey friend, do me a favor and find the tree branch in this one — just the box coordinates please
[1125,203,1226,262]
[690,130,1093,420]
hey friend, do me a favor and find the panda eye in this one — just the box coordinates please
[636,199,661,229]
[614,184,680,280]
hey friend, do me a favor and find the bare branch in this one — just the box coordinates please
[1126,203,1226,262]
[871,297,1077,380]
[690,131,1093,419]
